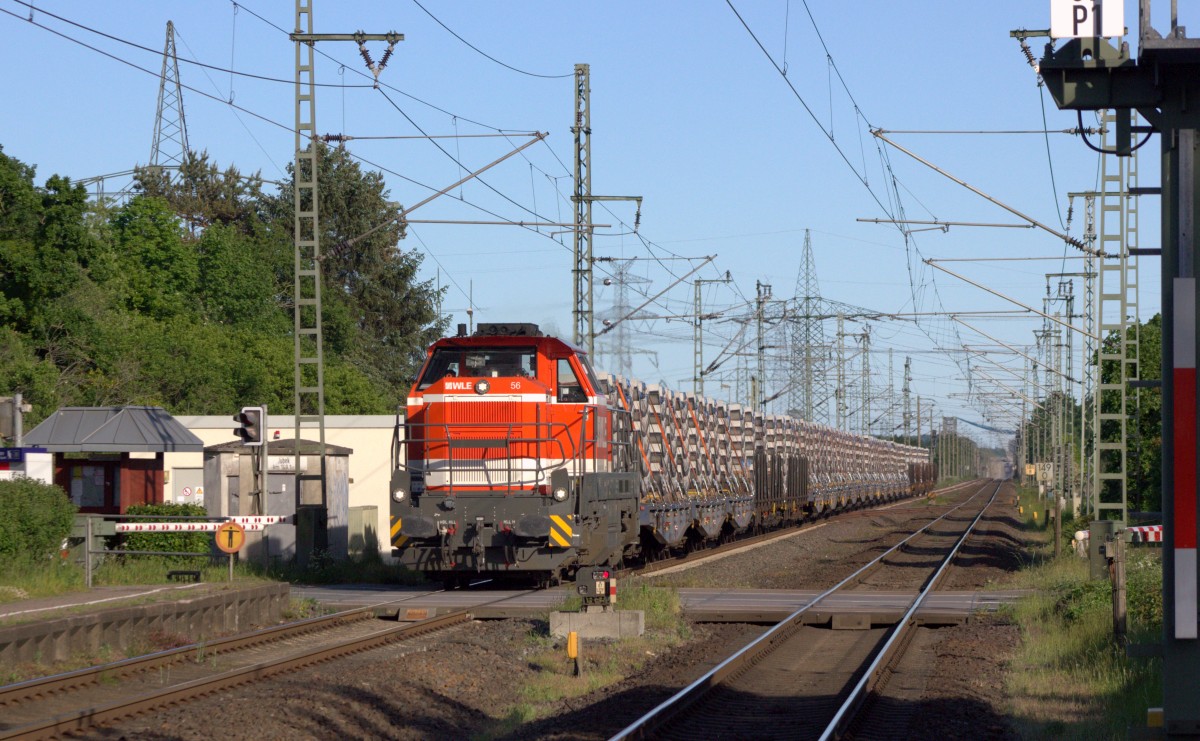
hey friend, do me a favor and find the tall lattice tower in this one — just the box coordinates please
[598,259,654,378]
[149,21,189,175]
[789,230,829,422]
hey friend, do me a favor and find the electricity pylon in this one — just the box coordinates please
[790,229,830,423]
[149,21,189,176]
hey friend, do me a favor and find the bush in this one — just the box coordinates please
[1126,551,1164,630]
[1054,577,1111,623]
[0,478,77,559]
[123,502,210,558]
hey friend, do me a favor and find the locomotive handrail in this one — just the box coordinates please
[447,439,509,449]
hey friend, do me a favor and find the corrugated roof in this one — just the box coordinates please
[205,438,353,456]
[24,406,205,453]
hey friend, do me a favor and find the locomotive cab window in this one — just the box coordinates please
[417,346,537,388]
[577,354,602,392]
[557,359,586,403]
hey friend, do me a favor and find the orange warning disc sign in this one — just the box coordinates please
[215,521,246,554]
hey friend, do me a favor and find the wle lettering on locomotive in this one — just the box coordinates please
[389,323,934,587]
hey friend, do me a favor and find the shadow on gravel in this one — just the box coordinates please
[303,680,504,740]
[898,696,1014,740]
[485,682,1015,740]
[984,514,1037,532]
[951,541,1029,572]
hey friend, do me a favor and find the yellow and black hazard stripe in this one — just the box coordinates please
[390,516,408,549]
[549,514,574,548]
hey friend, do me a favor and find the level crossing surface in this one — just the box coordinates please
[292,583,1026,623]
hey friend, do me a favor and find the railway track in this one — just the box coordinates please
[627,479,981,580]
[610,478,1001,740]
[0,591,528,740]
[0,481,986,740]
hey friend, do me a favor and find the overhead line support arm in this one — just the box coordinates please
[872,130,1099,256]
[926,259,1099,340]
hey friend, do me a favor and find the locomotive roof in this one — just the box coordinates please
[431,333,587,356]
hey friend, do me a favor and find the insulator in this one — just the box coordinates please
[358,43,374,69]
[1020,40,1037,69]
[379,46,395,71]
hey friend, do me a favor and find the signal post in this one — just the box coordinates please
[233,405,268,518]
[1036,0,1200,732]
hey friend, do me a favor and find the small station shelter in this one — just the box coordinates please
[24,406,204,514]
[202,438,353,564]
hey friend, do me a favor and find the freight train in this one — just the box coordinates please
[389,323,935,586]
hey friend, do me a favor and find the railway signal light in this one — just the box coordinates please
[233,406,266,446]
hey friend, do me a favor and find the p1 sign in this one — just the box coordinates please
[1051,0,1124,38]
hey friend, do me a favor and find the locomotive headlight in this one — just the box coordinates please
[392,488,406,502]
[552,486,569,502]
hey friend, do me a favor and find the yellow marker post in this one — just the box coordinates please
[1148,707,1164,728]
[567,631,582,676]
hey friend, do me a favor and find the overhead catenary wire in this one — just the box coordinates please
[750,0,1062,418]
[0,3,559,314]
[9,3,605,261]
[173,24,284,175]
[4,0,375,89]
[7,1,1032,426]
[229,0,534,134]
[408,0,571,79]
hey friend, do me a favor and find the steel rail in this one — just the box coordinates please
[0,588,455,708]
[818,479,1001,740]
[609,479,993,741]
[0,609,474,741]
[0,586,537,740]
[0,609,376,708]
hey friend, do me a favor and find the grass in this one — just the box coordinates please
[474,582,690,740]
[0,546,425,609]
[1005,484,1163,739]
[0,555,85,601]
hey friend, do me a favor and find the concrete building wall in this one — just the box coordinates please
[168,415,397,559]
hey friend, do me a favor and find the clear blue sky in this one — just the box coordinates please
[0,1,1163,450]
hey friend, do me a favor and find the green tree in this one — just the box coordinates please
[0,144,39,242]
[109,197,199,321]
[270,143,447,398]
[134,151,266,235]
[1097,314,1162,513]
[0,150,96,333]
[195,223,284,328]
[1,143,425,422]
